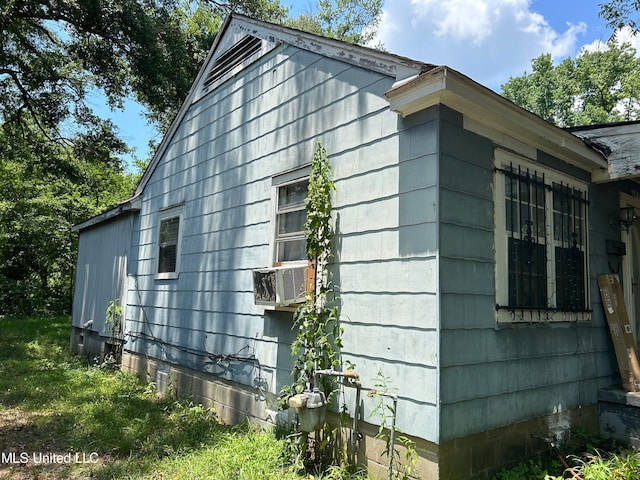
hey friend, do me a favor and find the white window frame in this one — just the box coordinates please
[156,206,183,280]
[271,166,311,266]
[494,150,590,323]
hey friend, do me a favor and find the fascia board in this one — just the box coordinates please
[230,14,431,81]
[134,15,430,198]
[386,67,608,174]
[71,195,142,232]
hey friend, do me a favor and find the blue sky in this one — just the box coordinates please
[102,0,634,165]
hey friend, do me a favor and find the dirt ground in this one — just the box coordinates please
[0,409,104,480]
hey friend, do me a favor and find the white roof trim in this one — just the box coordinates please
[134,14,433,198]
[385,66,608,174]
[71,195,141,232]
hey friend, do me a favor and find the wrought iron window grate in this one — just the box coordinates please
[496,164,590,317]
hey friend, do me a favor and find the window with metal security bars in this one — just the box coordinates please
[202,35,262,90]
[494,152,590,322]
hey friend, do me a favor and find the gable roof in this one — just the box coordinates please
[134,13,437,197]
[73,13,610,232]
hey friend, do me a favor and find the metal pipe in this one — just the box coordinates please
[313,369,361,452]
[351,380,361,451]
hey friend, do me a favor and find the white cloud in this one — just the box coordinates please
[410,0,492,45]
[376,0,587,90]
[581,26,640,53]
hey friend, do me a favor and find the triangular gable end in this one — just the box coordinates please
[191,15,434,106]
[134,13,434,198]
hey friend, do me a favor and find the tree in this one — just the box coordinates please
[600,0,640,33]
[286,0,383,46]
[501,40,640,127]
[0,119,138,315]
[0,0,290,138]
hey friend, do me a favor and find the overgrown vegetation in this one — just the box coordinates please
[277,141,352,474]
[0,122,139,316]
[367,371,417,480]
[279,142,340,406]
[2,317,639,479]
[0,0,385,319]
[492,430,640,480]
[0,316,369,479]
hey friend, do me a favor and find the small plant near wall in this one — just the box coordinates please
[368,370,418,480]
[105,299,124,364]
[106,299,123,338]
[278,141,348,473]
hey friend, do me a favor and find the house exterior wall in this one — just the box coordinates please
[336,105,441,443]
[122,44,441,441]
[71,214,133,359]
[436,104,621,445]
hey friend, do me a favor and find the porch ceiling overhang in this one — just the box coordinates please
[569,122,640,184]
[385,66,609,176]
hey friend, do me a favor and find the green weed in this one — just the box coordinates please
[0,316,370,480]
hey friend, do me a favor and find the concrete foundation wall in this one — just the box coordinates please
[599,387,640,447]
[70,326,122,364]
[438,404,598,479]
[121,350,599,480]
[121,351,280,426]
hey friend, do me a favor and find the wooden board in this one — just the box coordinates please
[598,274,640,392]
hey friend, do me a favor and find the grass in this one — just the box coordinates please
[6,317,638,480]
[0,316,368,480]
[491,433,640,480]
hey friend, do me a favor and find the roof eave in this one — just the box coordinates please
[71,195,142,232]
[133,14,434,198]
[385,67,608,175]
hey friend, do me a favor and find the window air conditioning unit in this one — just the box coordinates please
[252,264,308,307]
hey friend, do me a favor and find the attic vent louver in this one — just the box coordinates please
[202,35,262,89]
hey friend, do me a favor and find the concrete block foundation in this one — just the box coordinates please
[120,351,599,479]
[599,387,640,447]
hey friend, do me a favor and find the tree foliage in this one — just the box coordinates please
[600,0,640,33]
[0,0,284,136]
[286,0,383,46]
[0,120,138,316]
[501,40,640,127]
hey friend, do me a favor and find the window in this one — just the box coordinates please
[272,168,310,264]
[156,207,183,279]
[495,151,589,322]
[274,178,309,263]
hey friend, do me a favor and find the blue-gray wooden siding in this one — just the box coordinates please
[437,105,621,442]
[119,37,625,446]
[73,215,133,335]
[123,44,441,442]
